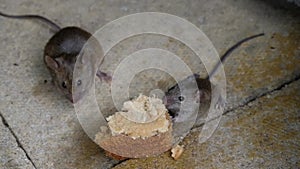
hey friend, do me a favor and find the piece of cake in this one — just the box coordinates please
[95,94,173,158]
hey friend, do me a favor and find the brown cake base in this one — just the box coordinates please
[98,125,172,158]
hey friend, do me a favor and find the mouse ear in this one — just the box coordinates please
[195,89,210,104]
[78,50,86,64]
[45,55,59,70]
[199,90,211,103]
[194,90,201,104]
[193,73,200,79]
[186,73,200,81]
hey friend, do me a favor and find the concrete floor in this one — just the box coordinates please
[0,0,299,169]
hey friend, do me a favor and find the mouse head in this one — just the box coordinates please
[163,74,200,118]
[163,74,211,120]
[45,53,82,102]
[44,27,95,103]
[44,47,98,103]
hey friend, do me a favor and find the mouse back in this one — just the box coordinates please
[44,27,92,58]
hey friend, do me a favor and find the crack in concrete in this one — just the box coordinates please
[223,74,300,116]
[0,113,37,169]
[193,74,300,129]
[110,159,128,168]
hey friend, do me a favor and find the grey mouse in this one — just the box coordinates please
[163,33,264,122]
[0,11,111,103]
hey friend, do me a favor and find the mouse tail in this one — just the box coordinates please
[0,11,61,32]
[206,33,264,80]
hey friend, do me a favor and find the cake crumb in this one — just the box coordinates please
[171,145,184,160]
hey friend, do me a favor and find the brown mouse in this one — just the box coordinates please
[163,33,264,122]
[0,11,111,103]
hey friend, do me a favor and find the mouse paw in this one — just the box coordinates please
[96,70,112,84]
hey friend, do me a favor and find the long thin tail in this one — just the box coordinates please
[0,11,61,32]
[206,33,264,80]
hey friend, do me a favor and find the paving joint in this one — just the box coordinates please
[223,74,300,116]
[0,112,37,169]
[110,159,128,168]
[194,74,300,129]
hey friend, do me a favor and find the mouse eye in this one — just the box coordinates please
[62,81,67,88]
[77,80,82,86]
[178,96,184,102]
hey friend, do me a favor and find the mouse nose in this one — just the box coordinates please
[66,93,78,103]
[67,94,74,103]
[71,94,81,104]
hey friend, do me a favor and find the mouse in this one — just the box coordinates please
[0,11,111,103]
[163,33,264,123]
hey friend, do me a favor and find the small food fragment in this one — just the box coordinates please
[94,126,111,143]
[171,145,184,160]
